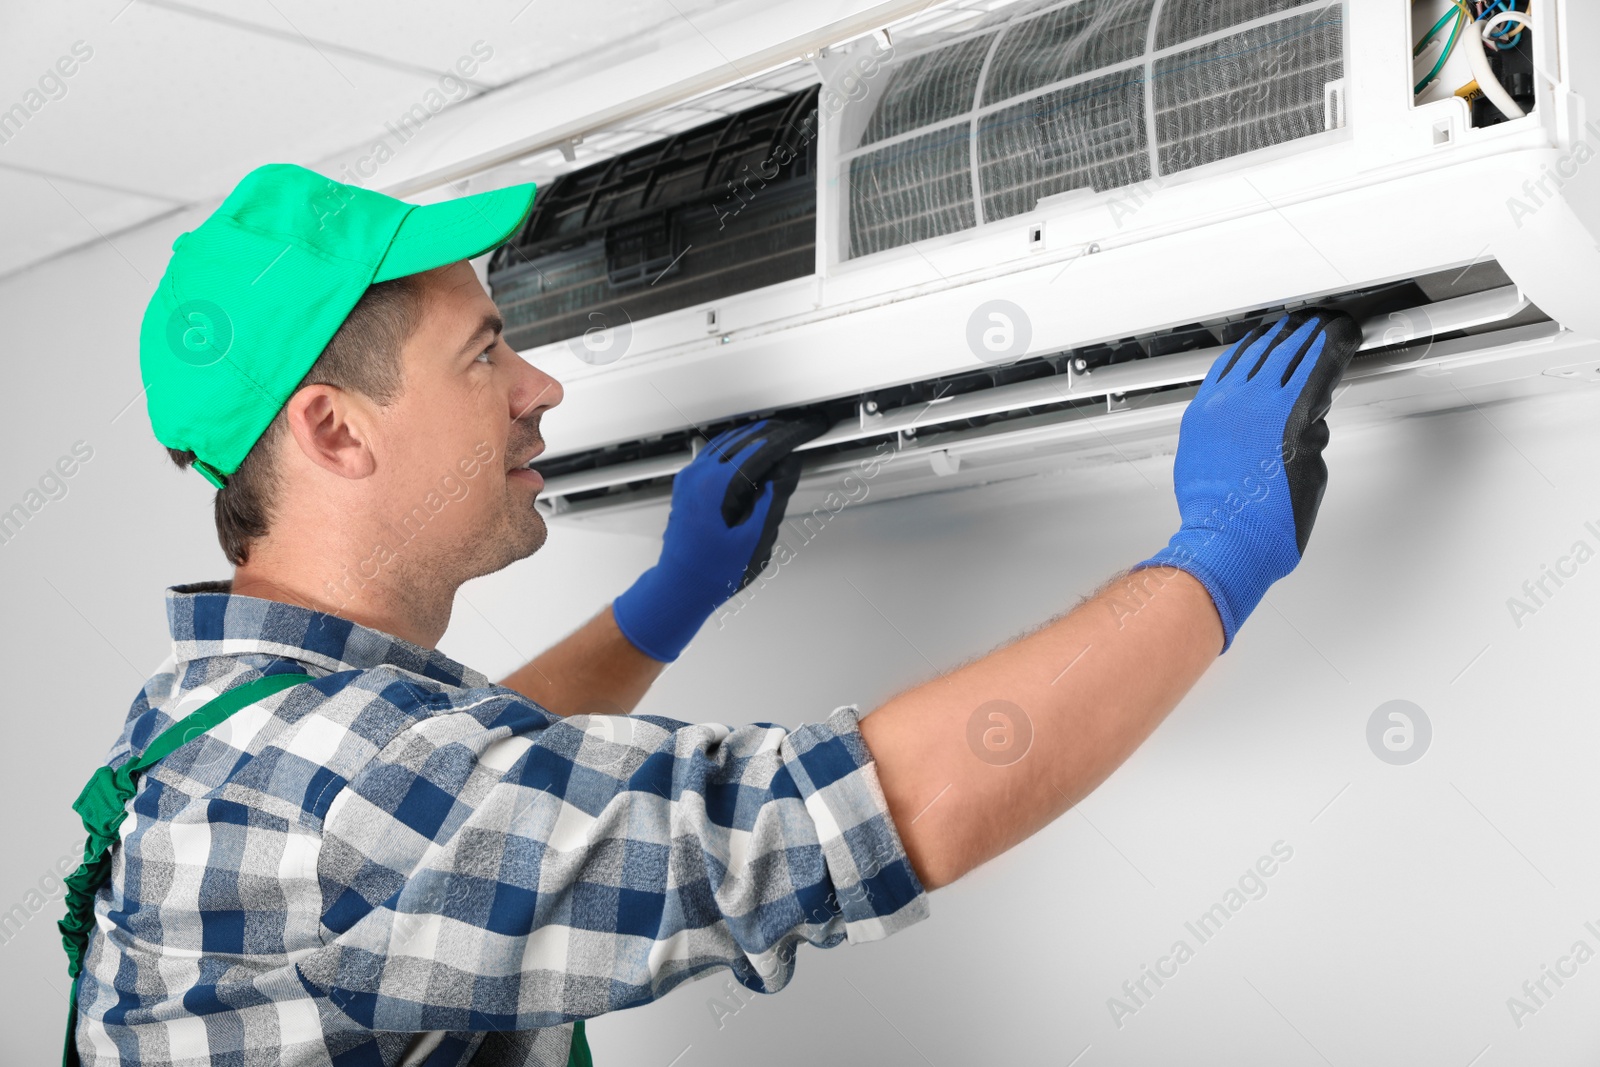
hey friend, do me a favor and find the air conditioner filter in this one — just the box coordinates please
[846,0,1345,257]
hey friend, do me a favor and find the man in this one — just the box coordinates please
[65,163,1360,1065]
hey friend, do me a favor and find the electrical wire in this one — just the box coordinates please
[1464,0,1527,119]
[1478,0,1524,48]
[1414,0,1526,98]
[1414,3,1468,95]
[1415,7,1459,53]
[1481,10,1531,49]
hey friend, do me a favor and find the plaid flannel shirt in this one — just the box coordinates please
[73,582,929,1065]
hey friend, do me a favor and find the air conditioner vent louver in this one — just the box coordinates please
[533,262,1547,512]
[487,86,820,351]
[845,0,1345,254]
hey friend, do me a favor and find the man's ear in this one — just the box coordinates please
[283,384,378,480]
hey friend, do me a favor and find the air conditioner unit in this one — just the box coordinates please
[484,0,1600,527]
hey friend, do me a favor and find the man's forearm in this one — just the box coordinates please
[859,567,1222,891]
[497,604,663,716]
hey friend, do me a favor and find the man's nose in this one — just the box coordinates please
[514,360,563,421]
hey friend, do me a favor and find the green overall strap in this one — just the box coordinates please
[59,672,311,1067]
[569,1019,592,1066]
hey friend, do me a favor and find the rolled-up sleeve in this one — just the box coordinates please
[297,692,930,1032]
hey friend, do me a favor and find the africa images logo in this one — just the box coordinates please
[166,300,233,367]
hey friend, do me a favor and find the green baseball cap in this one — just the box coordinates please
[139,162,536,488]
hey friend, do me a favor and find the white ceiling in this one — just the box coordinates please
[0,0,733,279]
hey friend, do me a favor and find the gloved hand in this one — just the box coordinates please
[1134,309,1362,652]
[612,416,830,662]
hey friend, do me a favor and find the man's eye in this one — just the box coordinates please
[475,346,494,364]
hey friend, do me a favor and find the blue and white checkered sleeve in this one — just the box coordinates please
[296,694,930,1032]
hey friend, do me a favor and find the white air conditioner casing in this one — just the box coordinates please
[500,0,1600,525]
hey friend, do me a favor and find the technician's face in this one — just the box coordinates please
[379,260,562,581]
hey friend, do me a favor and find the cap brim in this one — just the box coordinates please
[372,181,537,283]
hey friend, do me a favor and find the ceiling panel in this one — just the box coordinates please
[0,166,178,279]
[0,1,476,203]
[141,0,730,88]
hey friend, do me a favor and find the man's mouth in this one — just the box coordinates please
[508,444,545,489]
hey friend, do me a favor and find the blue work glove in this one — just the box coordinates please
[612,416,830,661]
[1134,310,1362,652]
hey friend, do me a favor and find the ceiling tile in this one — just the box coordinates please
[0,0,481,203]
[150,0,730,88]
[0,166,178,278]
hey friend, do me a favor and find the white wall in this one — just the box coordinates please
[5,222,1600,1065]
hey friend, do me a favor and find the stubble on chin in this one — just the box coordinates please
[474,494,548,578]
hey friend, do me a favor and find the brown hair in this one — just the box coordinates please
[167,275,424,566]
